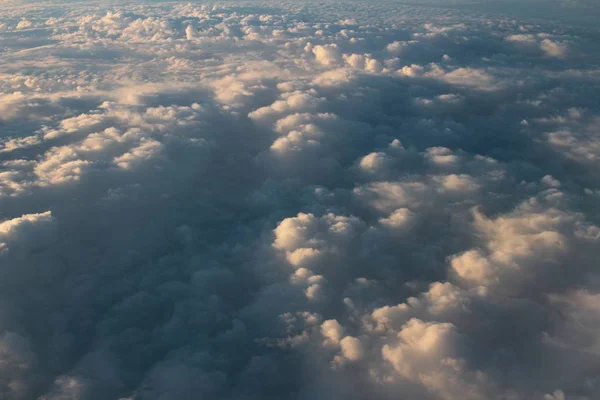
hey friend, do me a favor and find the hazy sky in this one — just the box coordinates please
[0,1,599,399]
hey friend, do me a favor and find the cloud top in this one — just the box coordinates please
[0,1,599,399]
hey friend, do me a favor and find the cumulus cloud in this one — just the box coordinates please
[0,1,599,399]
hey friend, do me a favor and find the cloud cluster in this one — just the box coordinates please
[0,1,599,399]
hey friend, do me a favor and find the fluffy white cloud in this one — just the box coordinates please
[0,211,55,252]
[0,1,598,399]
[312,44,342,67]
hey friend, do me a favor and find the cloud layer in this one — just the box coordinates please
[0,1,599,399]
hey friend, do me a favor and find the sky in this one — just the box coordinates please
[0,1,599,399]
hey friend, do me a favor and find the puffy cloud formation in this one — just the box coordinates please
[0,1,599,399]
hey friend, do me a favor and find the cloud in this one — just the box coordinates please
[0,1,599,400]
[507,33,571,58]
[312,44,342,67]
[0,211,55,252]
